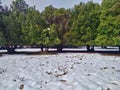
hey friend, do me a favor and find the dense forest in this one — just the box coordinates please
[0,0,120,53]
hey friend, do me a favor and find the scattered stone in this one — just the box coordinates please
[40,85,42,88]
[0,69,6,74]
[21,77,24,81]
[55,71,57,73]
[63,69,68,75]
[116,70,120,72]
[56,70,68,77]
[112,67,115,69]
[90,63,93,65]
[45,81,47,84]
[112,72,114,74]
[112,82,118,85]
[80,58,82,60]
[30,57,33,59]
[71,65,73,69]
[59,80,66,82]
[87,74,91,76]
[74,62,81,64]
[18,76,25,82]
[103,67,108,69]
[46,71,52,75]
[107,88,110,90]
[13,79,16,82]
[19,84,24,90]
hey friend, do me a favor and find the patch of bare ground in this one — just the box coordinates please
[26,51,58,55]
[100,53,120,56]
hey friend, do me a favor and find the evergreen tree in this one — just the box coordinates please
[22,7,46,51]
[0,0,6,46]
[53,8,70,51]
[67,1,100,51]
[96,0,120,51]
[3,0,29,53]
[42,6,70,52]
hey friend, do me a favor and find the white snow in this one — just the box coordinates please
[0,53,120,90]
[15,48,42,52]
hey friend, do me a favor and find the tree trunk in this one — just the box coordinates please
[41,44,43,52]
[91,46,94,52]
[56,44,63,52]
[119,46,120,52]
[6,46,16,54]
[86,45,90,51]
[101,46,107,49]
[57,47,62,52]
[45,45,49,52]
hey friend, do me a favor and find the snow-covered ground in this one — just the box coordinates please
[0,53,120,90]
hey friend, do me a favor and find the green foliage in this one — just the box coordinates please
[49,24,61,45]
[42,5,55,25]
[3,12,22,45]
[11,0,28,14]
[0,0,120,49]
[42,6,70,48]
[53,8,70,46]
[1,0,28,46]
[0,32,5,45]
[101,0,119,9]
[0,0,6,45]
[96,0,120,46]
[22,7,46,46]
[67,1,100,46]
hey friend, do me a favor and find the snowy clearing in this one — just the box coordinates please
[0,53,120,90]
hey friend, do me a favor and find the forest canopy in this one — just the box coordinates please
[0,0,120,53]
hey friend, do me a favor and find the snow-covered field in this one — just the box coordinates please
[0,53,120,90]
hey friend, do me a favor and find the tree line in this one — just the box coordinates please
[0,0,120,53]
